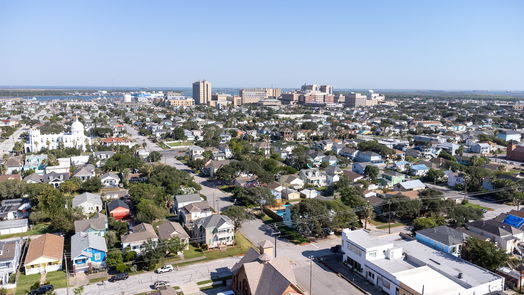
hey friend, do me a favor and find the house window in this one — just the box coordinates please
[94,253,101,260]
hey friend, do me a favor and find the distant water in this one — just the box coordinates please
[23,95,122,101]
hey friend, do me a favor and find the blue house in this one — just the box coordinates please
[409,164,429,176]
[415,226,468,257]
[71,232,107,273]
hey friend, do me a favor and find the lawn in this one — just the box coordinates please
[260,214,309,244]
[16,271,67,295]
[463,202,491,211]
[0,223,50,240]
[165,141,193,147]
[165,233,253,267]
[376,222,404,230]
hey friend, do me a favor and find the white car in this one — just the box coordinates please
[217,291,235,295]
[155,265,174,273]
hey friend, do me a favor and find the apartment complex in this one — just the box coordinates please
[341,229,504,295]
[345,90,385,108]
[239,88,281,104]
[192,80,212,105]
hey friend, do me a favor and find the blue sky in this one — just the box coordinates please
[0,0,523,90]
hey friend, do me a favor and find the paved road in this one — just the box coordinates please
[56,257,240,295]
[0,125,27,155]
[124,124,233,212]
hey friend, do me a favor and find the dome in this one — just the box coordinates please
[71,119,84,134]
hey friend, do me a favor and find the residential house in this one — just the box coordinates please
[92,151,115,166]
[189,146,205,161]
[299,168,326,187]
[268,182,285,200]
[466,219,523,254]
[355,151,383,163]
[300,188,320,199]
[307,151,325,167]
[107,199,130,220]
[100,172,120,187]
[0,219,28,236]
[204,160,232,177]
[72,164,96,181]
[278,175,304,190]
[322,155,338,166]
[71,232,107,273]
[5,157,22,175]
[398,180,426,191]
[409,164,429,176]
[341,229,504,295]
[445,170,466,188]
[497,131,521,142]
[24,234,64,275]
[342,170,364,183]
[173,194,203,214]
[0,198,30,220]
[43,172,70,188]
[281,188,301,201]
[156,221,190,250]
[352,162,373,175]
[193,214,235,248]
[0,239,22,288]
[470,143,491,154]
[379,171,406,188]
[121,223,159,255]
[23,154,47,174]
[326,165,343,185]
[74,213,108,237]
[72,192,103,215]
[339,147,358,159]
[231,241,304,295]
[393,161,410,173]
[415,226,468,257]
[179,201,213,226]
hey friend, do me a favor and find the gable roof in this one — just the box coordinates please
[25,233,64,264]
[74,213,108,232]
[416,226,468,246]
[72,192,102,208]
[157,221,190,241]
[71,232,107,258]
[107,199,129,212]
[194,214,233,229]
[121,223,158,243]
[181,201,210,213]
[174,194,202,204]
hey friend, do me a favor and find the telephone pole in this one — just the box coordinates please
[309,256,314,295]
[388,200,391,234]
[64,253,70,295]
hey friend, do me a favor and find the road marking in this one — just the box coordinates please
[310,243,319,248]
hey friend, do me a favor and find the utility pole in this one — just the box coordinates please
[388,200,391,234]
[463,177,467,202]
[64,253,70,295]
[309,256,313,295]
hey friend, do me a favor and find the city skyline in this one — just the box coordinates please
[1,0,523,90]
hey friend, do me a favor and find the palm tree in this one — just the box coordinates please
[361,203,375,230]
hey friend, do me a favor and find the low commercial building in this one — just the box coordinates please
[341,229,504,295]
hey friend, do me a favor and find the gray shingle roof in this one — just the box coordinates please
[174,194,202,204]
[71,232,107,258]
[416,226,468,246]
[157,221,189,241]
[72,192,102,208]
[74,213,108,232]
[194,214,233,229]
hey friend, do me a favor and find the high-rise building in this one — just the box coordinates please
[192,80,212,105]
[345,92,368,107]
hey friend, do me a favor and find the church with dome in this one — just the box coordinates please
[25,119,92,153]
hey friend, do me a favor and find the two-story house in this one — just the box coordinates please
[74,213,108,237]
[179,201,213,226]
[121,223,159,255]
[71,232,107,273]
[299,168,327,187]
[193,215,235,248]
[72,192,103,215]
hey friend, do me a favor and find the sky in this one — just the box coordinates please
[0,0,523,90]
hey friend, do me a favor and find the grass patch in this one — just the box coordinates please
[89,276,107,284]
[16,271,67,295]
[165,141,193,147]
[0,223,50,240]
[463,202,491,211]
[376,222,404,230]
[260,214,308,244]
[368,219,387,226]
[200,283,225,291]
[197,279,212,285]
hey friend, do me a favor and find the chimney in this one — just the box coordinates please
[258,240,274,258]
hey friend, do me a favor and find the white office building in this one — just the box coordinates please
[341,229,504,295]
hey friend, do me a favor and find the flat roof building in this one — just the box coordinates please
[341,229,504,295]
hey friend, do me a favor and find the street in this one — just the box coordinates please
[0,125,27,154]
[124,124,233,212]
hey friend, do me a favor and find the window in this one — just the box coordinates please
[368,250,377,258]
[94,253,101,260]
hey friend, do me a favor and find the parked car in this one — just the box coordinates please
[29,284,54,295]
[155,264,174,274]
[217,291,235,295]
[152,280,170,289]
[108,273,129,282]
[330,245,341,253]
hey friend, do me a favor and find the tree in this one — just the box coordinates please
[412,217,438,232]
[222,205,251,230]
[80,177,102,193]
[73,286,84,295]
[172,127,187,140]
[385,195,421,220]
[448,205,483,226]
[148,165,199,195]
[59,178,81,195]
[461,237,508,271]
[364,165,379,180]
[286,145,309,170]
[425,169,445,184]
[129,183,167,205]
[301,121,318,131]
[147,151,162,162]
[136,199,167,223]
[160,237,186,256]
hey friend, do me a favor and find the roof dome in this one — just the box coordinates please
[71,119,84,134]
